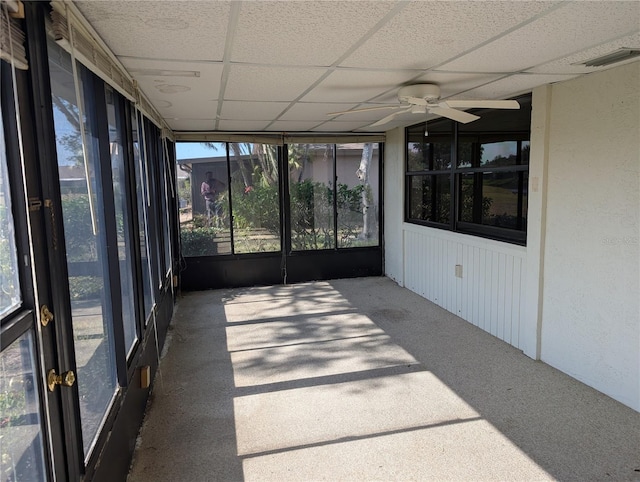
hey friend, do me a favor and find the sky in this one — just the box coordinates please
[176,142,223,160]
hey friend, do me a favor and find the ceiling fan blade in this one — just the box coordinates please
[443,99,520,109]
[429,107,480,124]
[369,106,413,127]
[327,105,399,116]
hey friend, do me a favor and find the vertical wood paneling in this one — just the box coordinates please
[403,226,527,349]
[504,256,514,344]
[497,253,507,340]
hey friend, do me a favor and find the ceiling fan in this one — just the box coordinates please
[327,83,520,127]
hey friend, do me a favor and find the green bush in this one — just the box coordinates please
[68,276,103,300]
[181,227,219,256]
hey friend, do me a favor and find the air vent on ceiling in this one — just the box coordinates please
[579,48,640,67]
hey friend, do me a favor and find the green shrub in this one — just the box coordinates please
[181,227,219,256]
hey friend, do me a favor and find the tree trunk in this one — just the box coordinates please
[230,143,252,187]
[356,143,375,239]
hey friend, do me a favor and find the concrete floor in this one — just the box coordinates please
[128,277,640,481]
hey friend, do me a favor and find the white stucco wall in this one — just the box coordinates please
[383,61,639,412]
[383,127,405,285]
[540,61,640,412]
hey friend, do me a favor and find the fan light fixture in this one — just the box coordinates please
[327,83,520,128]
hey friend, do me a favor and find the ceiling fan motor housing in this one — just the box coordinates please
[398,84,441,103]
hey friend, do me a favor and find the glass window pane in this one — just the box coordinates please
[162,141,172,273]
[407,136,452,171]
[48,39,117,456]
[480,141,518,167]
[459,171,528,230]
[229,143,281,254]
[177,142,231,256]
[336,143,379,248]
[132,111,153,318]
[0,331,47,481]
[408,174,450,224]
[459,138,523,168]
[289,143,335,251]
[521,140,530,165]
[105,86,137,356]
[0,104,21,318]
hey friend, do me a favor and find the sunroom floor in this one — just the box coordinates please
[127,276,640,481]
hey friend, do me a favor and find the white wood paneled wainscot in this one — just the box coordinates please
[403,224,527,350]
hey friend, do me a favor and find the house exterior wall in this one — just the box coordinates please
[383,61,639,412]
[383,128,532,351]
[539,61,640,411]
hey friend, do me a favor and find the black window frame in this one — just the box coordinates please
[405,94,531,245]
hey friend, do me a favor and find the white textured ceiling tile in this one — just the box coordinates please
[302,70,418,103]
[159,101,219,121]
[225,65,324,101]
[440,2,640,73]
[168,119,216,131]
[221,101,290,121]
[528,33,640,74]
[326,106,400,123]
[231,1,397,66]
[341,1,560,69]
[76,1,231,61]
[460,74,578,99]
[267,121,327,132]
[217,120,272,131]
[279,103,359,121]
[312,121,368,132]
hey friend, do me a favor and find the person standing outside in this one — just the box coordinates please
[200,171,225,227]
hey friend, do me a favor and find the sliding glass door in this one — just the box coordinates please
[48,36,119,458]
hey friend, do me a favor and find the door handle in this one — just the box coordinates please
[47,369,76,392]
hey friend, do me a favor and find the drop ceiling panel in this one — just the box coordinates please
[440,2,640,73]
[528,33,640,74]
[460,74,577,100]
[169,119,216,131]
[267,120,328,132]
[301,69,417,103]
[158,100,219,121]
[279,103,359,121]
[315,120,381,132]
[221,101,290,121]
[340,1,561,70]
[217,120,272,131]
[76,1,231,61]
[225,65,324,101]
[325,106,400,123]
[231,1,397,66]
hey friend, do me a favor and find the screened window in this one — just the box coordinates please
[177,140,382,258]
[405,95,531,244]
[289,143,335,250]
[105,85,137,356]
[0,103,21,317]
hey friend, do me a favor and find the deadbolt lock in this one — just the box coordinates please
[47,369,76,392]
[40,305,54,327]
